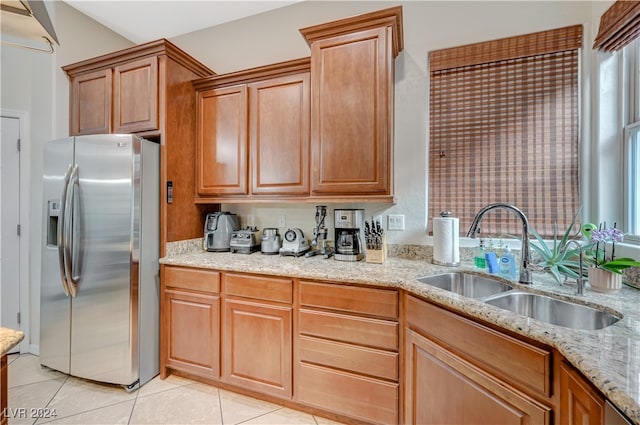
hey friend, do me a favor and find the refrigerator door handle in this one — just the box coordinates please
[64,165,79,298]
[57,164,72,297]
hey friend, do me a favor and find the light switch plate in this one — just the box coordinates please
[388,214,405,231]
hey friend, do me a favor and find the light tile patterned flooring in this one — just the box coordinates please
[6,354,343,425]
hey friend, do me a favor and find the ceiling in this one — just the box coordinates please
[63,1,302,44]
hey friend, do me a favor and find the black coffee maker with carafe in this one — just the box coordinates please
[334,209,365,261]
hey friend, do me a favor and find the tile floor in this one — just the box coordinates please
[6,354,343,425]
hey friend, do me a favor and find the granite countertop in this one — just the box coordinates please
[161,248,640,424]
[1,327,24,356]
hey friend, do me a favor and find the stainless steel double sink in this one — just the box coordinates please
[416,272,622,331]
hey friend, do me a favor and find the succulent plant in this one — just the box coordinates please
[529,210,593,285]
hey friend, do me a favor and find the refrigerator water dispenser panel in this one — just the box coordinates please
[46,200,60,247]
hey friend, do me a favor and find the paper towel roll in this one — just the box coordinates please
[432,216,460,266]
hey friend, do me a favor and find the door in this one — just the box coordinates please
[404,328,550,425]
[196,85,248,195]
[0,116,21,340]
[559,362,605,425]
[70,69,112,135]
[70,134,136,385]
[164,288,220,379]
[40,138,74,373]
[249,73,310,195]
[113,57,159,133]
[310,27,391,195]
[223,298,292,398]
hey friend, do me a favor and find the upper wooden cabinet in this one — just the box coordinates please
[69,68,112,135]
[113,57,158,134]
[300,6,403,199]
[66,49,164,136]
[193,7,403,203]
[196,84,249,196]
[70,56,159,135]
[63,39,215,255]
[193,58,311,201]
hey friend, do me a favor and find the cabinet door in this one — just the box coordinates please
[113,57,159,133]
[163,289,220,379]
[559,362,605,425]
[197,85,248,195]
[249,73,310,195]
[310,27,392,195]
[404,329,550,425]
[223,298,292,398]
[70,69,112,135]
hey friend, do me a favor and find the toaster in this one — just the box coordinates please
[204,212,239,252]
[229,227,261,254]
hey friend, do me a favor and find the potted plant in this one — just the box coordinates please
[529,210,591,285]
[584,223,640,293]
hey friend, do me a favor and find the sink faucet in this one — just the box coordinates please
[467,203,532,285]
[561,240,586,296]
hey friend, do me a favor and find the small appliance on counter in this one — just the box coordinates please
[306,205,333,258]
[334,209,365,262]
[205,212,239,252]
[230,227,261,254]
[279,228,310,257]
[260,228,281,255]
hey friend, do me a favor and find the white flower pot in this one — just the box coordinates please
[588,267,622,294]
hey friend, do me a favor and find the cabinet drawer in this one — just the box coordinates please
[224,273,292,304]
[299,309,398,351]
[405,295,552,397]
[299,335,398,381]
[299,280,398,319]
[297,362,398,425]
[164,266,220,293]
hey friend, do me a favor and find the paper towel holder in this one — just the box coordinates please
[432,211,460,267]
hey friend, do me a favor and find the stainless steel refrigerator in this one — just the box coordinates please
[40,134,159,390]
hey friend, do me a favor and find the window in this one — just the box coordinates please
[428,26,582,238]
[623,38,640,239]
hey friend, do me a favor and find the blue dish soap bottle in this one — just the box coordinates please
[499,245,516,279]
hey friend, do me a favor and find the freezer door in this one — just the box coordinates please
[40,138,73,374]
[70,134,138,385]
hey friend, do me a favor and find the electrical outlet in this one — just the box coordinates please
[277,214,286,228]
[388,214,405,231]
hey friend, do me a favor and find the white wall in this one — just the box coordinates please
[0,0,132,349]
[173,1,597,246]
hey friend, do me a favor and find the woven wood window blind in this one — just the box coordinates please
[429,25,582,238]
[594,0,640,52]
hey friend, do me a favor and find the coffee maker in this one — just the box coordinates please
[334,209,365,261]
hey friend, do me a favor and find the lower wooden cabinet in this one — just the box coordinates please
[403,294,552,425]
[297,281,400,424]
[404,328,550,425]
[559,361,605,425]
[161,266,221,380]
[297,362,398,425]
[159,267,621,425]
[223,298,292,398]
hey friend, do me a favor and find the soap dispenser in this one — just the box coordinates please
[474,239,486,271]
[499,245,516,279]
